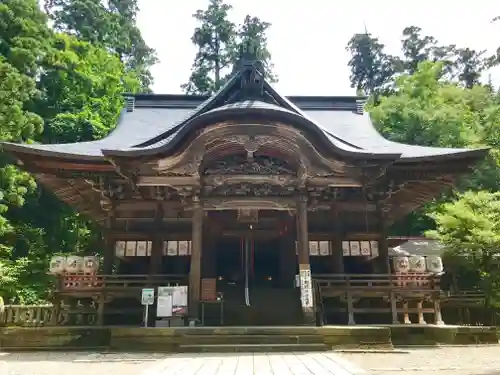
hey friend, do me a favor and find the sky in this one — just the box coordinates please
[136,0,500,96]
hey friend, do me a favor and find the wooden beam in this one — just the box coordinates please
[32,160,115,172]
[308,176,361,187]
[137,176,198,186]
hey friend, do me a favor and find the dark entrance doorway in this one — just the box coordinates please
[214,238,281,286]
[212,237,301,325]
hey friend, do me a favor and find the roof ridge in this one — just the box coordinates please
[132,71,243,148]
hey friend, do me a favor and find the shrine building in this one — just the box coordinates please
[1,54,487,327]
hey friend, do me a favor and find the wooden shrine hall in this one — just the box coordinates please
[1,52,487,327]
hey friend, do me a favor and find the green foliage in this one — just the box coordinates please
[427,191,500,305]
[45,0,157,90]
[39,33,140,143]
[346,32,396,98]
[182,0,276,95]
[370,62,479,148]
[0,0,49,302]
[0,0,143,303]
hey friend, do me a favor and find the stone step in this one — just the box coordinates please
[175,327,322,336]
[179,343,329,353]
[179,334,324,345]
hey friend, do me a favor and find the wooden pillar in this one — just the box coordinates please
[417,300,426,324]
[377,206,390,274]
[390,292,399,324]
[102,208,116,274]
[189,196,203,322]
[346,292,355,325]
[297,195,316,325]
[331,208,344,273]
[98,212,115,326]
[434,299,444,325]
[403,301,411,324]
[149,204,164,277]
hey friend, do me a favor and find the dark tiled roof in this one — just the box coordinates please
[1,64,488,163]
[389,239,443,256]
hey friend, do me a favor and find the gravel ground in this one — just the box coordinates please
[339,346,500,375]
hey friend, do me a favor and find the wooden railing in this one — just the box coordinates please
[0,304,55,327]
[313,273,441,293]
[55,273,187,293]
[313,273,442,325]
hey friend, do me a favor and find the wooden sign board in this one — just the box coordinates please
[201,278,217,301]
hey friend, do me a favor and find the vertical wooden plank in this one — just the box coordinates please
[297,195,316,325]
[330,207,344,274]
[97,293,106,326]
[377,205,390,274]
[148,204,164,277]
[390,292,399,324]
[346,292,355,325]
[102,211,116,274]
[189,196,203,322]
[417,300,426,324]
[434,299,444,325]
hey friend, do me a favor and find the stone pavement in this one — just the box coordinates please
[0,352,367,375]
[3,347,500,375]
[141,352,367,375]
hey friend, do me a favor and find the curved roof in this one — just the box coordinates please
[1,62,488,164]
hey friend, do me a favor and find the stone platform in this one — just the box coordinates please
[0,325,497,352]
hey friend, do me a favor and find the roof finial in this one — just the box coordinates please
[233,39,263,74]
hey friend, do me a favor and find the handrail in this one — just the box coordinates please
[55,273,187,292]
[313,273,440,291]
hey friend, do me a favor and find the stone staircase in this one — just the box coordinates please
[177,326,328,353]
[214,283,303,326]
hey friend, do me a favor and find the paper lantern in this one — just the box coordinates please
[426,256,443,273]
[82,256,99,273]
[65,256,83,273]
[393,256,410,273]
[409,255,426,272]
[49,256,66,274]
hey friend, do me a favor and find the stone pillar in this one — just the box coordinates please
[297,195,316,325]
[189,196,203,322]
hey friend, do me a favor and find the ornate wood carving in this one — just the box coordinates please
[203,154,295,175]
[204,174,295,188]
[206,182,296,197]
[203,198,295,211]
[224,135,276,159]
[237,208,259,223]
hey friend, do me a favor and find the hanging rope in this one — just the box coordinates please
[244,238,251,307]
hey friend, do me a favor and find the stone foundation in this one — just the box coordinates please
[0,325,497,352]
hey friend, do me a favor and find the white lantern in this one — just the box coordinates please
[65,256,83,273]
[426,256,443,274]
[82,256,99,273]
[49,256,66,274]
[393,256,410,273]
[409,256,426,272]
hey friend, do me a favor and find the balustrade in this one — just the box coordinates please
[55,273,187,292]
[0,304,55,327]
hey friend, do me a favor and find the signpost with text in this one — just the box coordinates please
[141,288,155,328]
